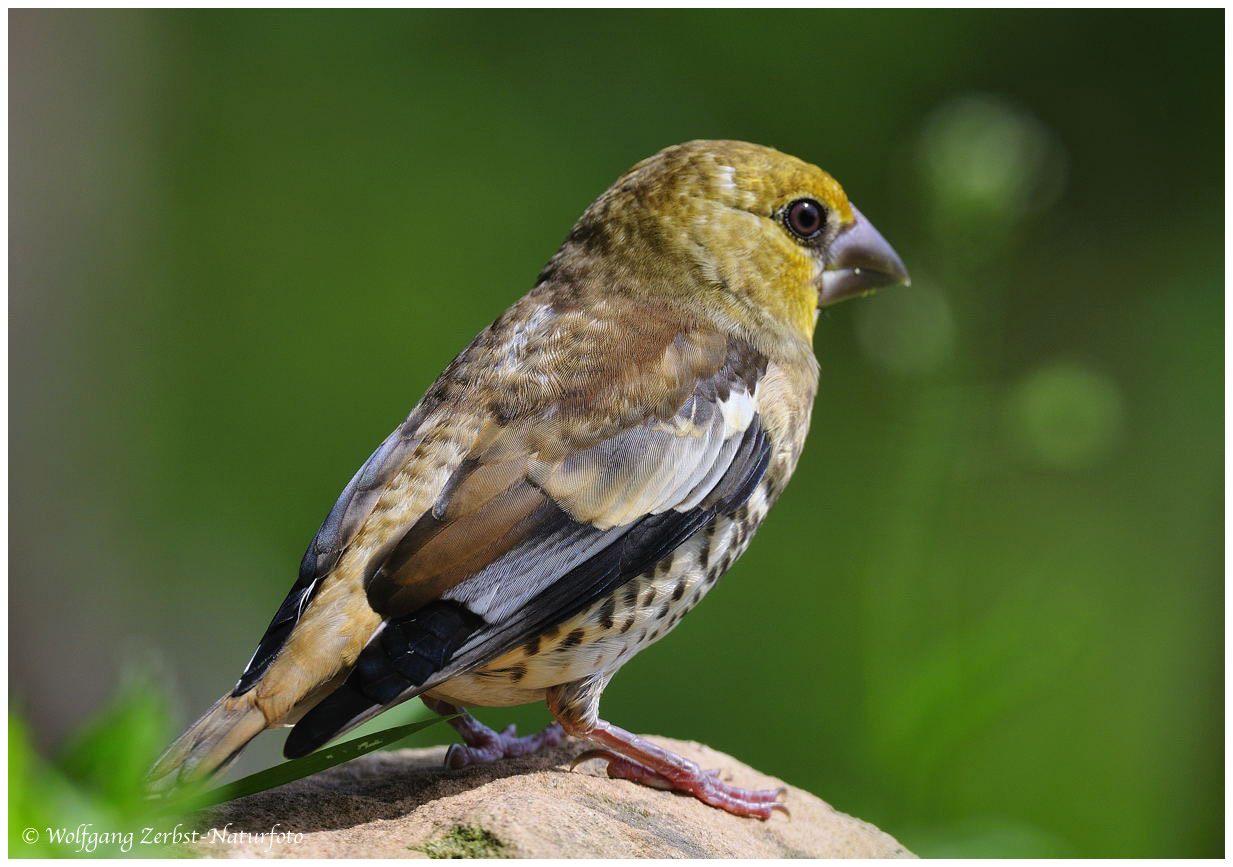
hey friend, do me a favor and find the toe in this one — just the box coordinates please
[569,749,615,772]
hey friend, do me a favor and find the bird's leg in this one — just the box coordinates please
[548,677,787,820]
[421,696,566,769]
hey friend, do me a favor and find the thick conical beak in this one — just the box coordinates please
[819,204,911,306]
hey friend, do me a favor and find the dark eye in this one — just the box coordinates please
[784,198,826,241]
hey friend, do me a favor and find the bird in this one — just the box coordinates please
[147,139,909,819]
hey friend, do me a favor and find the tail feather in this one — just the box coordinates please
[146,692,268,794]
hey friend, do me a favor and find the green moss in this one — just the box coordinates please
[414,825,509,859]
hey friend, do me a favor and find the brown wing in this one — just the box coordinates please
[365,336,768,620]
[293,336,768,754]
[232,299,770,756]
[234,301,728,690]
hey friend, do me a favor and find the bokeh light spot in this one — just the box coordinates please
[1006,362,1124,468]
[919,93,1067,222]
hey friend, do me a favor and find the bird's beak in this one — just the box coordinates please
[818,204,911,307]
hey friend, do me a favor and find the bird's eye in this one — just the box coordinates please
[784,198,826,241]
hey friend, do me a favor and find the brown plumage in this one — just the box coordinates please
[148,140,908,818]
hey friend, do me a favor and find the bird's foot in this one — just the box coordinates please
[569,722,788,820]
[444,720,567,769]
[423,697,567,769]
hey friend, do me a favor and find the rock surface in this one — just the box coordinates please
[190,736,913,858]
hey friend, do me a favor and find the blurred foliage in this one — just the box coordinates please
[9,681,190,857]
[9,680,451,857]
[10,9,1222,858]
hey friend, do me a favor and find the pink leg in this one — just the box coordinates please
[568,719,788,820]
[422,697,566,769]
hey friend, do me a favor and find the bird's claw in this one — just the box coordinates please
[569,749,613,772]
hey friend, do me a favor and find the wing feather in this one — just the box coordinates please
[284,393,770,757]
[233,303,772,758]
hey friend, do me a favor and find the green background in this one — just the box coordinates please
[10,9,1223,857]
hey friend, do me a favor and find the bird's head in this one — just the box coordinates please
[561,140,909,355]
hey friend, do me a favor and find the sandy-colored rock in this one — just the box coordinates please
[189,736,913,858]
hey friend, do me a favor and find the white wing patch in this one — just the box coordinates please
[533,381,758,530]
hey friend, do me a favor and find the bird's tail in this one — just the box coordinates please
[146,691,268,794]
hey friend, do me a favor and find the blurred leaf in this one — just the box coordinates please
[57,677,174,815]
[10,710,145,857]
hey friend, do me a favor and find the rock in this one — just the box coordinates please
[189,736,913,858]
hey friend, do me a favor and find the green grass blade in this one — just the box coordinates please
[192,714,457,808]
